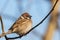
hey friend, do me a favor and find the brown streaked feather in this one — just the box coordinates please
[9,18,32,33]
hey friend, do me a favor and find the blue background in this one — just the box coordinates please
[0,0,59,40]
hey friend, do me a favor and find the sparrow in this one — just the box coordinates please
[8,12,32,37]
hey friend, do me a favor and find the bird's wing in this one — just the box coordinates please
[9,19,27,30]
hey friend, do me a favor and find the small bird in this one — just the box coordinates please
[8,12,32,37]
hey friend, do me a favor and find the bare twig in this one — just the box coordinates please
[7,0,59,39]
[43,0,59,40]
[0,16,4,33]
[0,16,9,40]
[0,30,12,37]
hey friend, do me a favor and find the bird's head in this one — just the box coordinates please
[20,12,32,19]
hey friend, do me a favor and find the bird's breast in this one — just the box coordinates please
[17,19,32,35]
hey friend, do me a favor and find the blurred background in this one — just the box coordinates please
[0,0,60,40]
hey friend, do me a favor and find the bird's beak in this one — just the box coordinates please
[30,16,32,17]
[29,15,32,18]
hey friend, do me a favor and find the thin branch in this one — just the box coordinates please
[7,0,59,39]
[5,36,9,40]
[26,0,58,35]
[0,16,9,40]
[0,16,4,33]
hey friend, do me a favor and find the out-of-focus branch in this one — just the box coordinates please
[0,16,9,40]
[0,16,4,33]
[43,0,59,40]
[7,0,59,39]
